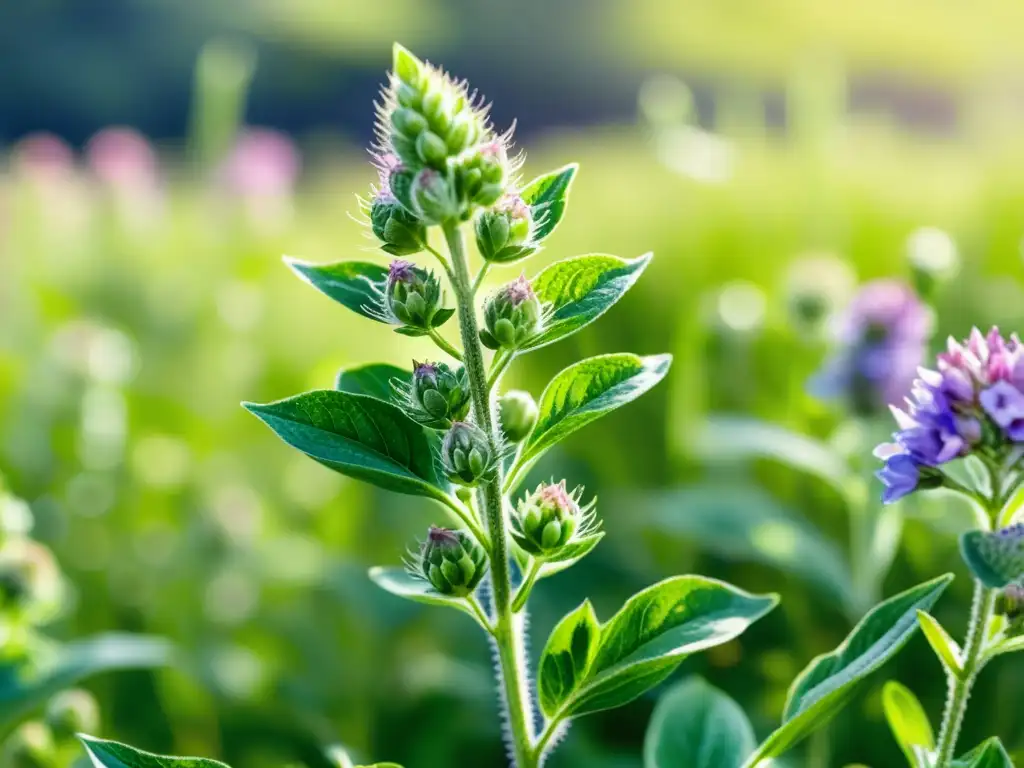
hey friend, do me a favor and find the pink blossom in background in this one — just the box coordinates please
[221,128,301,199]
[85,127,160,190]
[10,132,75,181]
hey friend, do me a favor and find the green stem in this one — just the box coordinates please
[428,328,464,361]
[512,559,542,613]
[934,581,997,767]
[472,262,491,295]
[443,221,536,768]
[488,350,514,391]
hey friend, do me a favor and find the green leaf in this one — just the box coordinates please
[539,532,605,577]
[522,253,652,352]
[953,738,1014,768]
[746,574,953,765]
[368,566,479,622]
[644,677,755,768]
[538,600,601,717]
[882,680,934,767]
[628,484,856,610]
[917,610,963,677]
[79,735,229,767]
[244,390,452,501]
[508,354,671,489]
[960,527,1024,588]
[695,416,849,495]
[989,634,1024,658]
[520,163,577,242]
[1,634,172,732]
[284,258,389,322]
[542,576,778,720]
[334,363,410,401]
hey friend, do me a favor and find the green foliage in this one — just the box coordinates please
[882,681,934,767]
[79,736,231,767]
[917,611,963,678]
[952,738,1014,768]
[519,164,578,243]
[334,363,410,400]
[538,576,778,720]
[960,528,1024,588]
[643,677,755,768]
[284,259,390,321]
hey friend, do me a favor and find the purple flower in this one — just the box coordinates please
[876,453,920,504]
[388,259,417,285]
[980,381,1024,440]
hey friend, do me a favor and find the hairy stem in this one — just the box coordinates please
[443,221,536,768]
[934,581,996,767]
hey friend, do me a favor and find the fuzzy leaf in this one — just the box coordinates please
[917,610,962,677]
[522,253,652,352]
[643,677,755,768]
[520,164,577,242]
[542,576,777,720]
[1,635,172,731]
[508,354,671,489]
[284,258,389,322]
[244,390,452,501]
[952,738,1014,768]
[368,567,478,621]
[334,363,410,402]
[882,680,934,767]
[79,735,230,767]
[538,600,601,717]
[960,526,1024,588]
[539,533,605,577]
[747,574,953,764]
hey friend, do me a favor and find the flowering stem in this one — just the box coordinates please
[443,221,536,768]
[428,328,464,361]
[512,559,542,613]
[933,579,997,767]
[488,350,515,391]
[472,262,491,295]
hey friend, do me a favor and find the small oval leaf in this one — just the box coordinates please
[522,253,652,352]
[79,735,229,767]
[520,164,577,242]
[644,677,755,768]
[508,353,671,490]
[882,680,934,767]
[543,576,777,720]
[917,610,963,677]
[244,390,452,501]
[960,526,1024,588]
[285,258,389,322]
[1,634,172,731]
[746,574,953,765]
[368,566,477,621]
[334,363,410,402]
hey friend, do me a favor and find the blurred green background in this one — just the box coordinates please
[4,1,1024,766]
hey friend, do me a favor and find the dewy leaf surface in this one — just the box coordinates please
[522,253,652,351]
[244,390,451,500]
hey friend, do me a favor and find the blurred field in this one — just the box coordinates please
[4,3,1024,767]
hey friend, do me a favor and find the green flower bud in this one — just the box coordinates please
[997,583,1024,637]
[2,722,57,768]
[418,526,487,597]
[445,113,478,155]
[384,260,446,330]
[393,44,425,88]
[420,88,452,135]
[0,539,61,626]
[370,196,425,256]
[498,390,537,443]
[410,168,461,224]
[408,360,470,426]
[510,481,595,556]
[475,195,534,263]
[44,689,100,743]
[479,276,544,351]
[441,422,494,486]
[391,107,428,139]
[415,131,449,168]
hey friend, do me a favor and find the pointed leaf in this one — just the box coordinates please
[368,566,478,622]
[520,164,577,242]
[244,390,452,500]
[284,258,389,322]
[335,363,410,401]
[79,735,229,767]
[644,677,755,768]
[882,681,934,767]
[917,610,963,677]
[538,600,601,717]
[521,253,652,352]
[539,533,605,577]
[544,576,777,720]
[953,738,1014,768]
[1,635,172,731]
[960,526,1024,588]
[747,574,953,764]
[507,354,671,489]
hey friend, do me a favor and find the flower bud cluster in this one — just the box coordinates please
[398,360,470,427]
[372,259,452,332]
[876,327,1024,503]
[510,481,598,558]
[480,276,545,351]
[441,421,496,486]
[416,526,488,597]
[475,194,535,263]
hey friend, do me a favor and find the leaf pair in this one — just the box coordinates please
[538,576,778,723]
